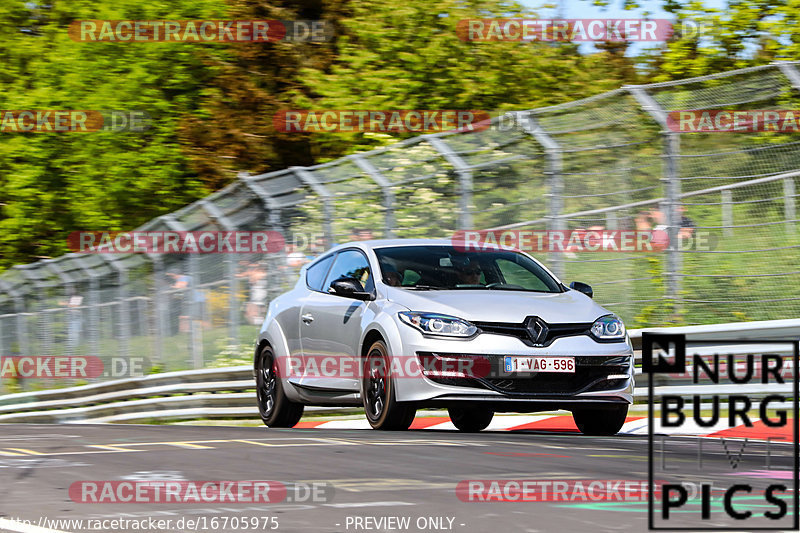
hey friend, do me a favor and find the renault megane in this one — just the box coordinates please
[253,239,634,434]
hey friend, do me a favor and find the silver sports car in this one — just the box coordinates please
[253,239,634,434]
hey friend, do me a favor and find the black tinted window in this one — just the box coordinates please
[324,250,373,292]
[374,245,562,293]
[306,254,334,291]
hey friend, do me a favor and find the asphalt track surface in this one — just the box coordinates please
[0,423,795,533]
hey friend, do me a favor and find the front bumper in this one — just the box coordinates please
[391,330,635,406]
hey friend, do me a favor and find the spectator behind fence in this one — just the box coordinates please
[169,272,207,333]
[238,261,268,325]
[59,293,84,349]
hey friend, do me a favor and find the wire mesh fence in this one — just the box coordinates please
[2,61,800,390]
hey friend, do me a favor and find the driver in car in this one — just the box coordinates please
[454,259,483,285]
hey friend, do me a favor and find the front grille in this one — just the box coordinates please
[418,353,631,396]
[473,318,592,347]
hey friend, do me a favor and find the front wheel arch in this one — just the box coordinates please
[254,340,269,371]
[361,339,416,430]
[361,329,386,358]
[255,342,304,428]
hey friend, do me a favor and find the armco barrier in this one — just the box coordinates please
[0,319,796,424]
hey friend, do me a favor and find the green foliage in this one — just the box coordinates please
[0,0,643,269]
[639,0,800,81]
[207,337,252,367]
[292,0,641,158]
[0,0,228,268]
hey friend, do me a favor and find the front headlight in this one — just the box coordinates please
[398,312,477,338]
[590,314,626,341]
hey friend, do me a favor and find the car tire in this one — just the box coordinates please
[448,406,494,432]
[256,344,304,428]
[363,340,416,430]
[572,405,628,436]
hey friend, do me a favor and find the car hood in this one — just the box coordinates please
[385,288,612,324]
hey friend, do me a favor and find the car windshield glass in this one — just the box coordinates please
[374,245,563,293]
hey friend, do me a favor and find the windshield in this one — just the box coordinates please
[374,245,563,293]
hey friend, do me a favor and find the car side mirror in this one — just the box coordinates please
[569,281,593,299]
[329,278,373,301]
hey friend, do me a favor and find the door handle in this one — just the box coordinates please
[301,314,314,324]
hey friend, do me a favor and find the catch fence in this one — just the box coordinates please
[1,62,799,388]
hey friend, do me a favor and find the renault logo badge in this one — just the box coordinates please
[526,317,549,346]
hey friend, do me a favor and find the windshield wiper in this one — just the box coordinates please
[405,284,444,290]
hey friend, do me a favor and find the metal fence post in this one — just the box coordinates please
[292,167,334,246]
[547,149,565,280]
[427,136,474,230]
[515,112,565,279]
[161,215,203,369]
[627,86,682,316]
[721,190,733,237]
[784,178,796,235]
[83,265,100,361]
[351,154,396,237]
[226,253,239,343]
[776,61,800,91]
[775,62,800,237]
[14,297,28,357]
[149,255,166,365]
[664,132,682,309]
[606,211,618,230]
[188,253,203,369]
[201,199,240,346]
[0,280,28,357]
[44,261,75,357]
[14,266,51,361]
[119,264,131,360]
[100,254,131,360]
[239,173,291,294]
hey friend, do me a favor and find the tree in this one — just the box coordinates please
[633,0,800,80]
[289,0,642,158]
[0,0,229,267]
[0,0,643,269]
[177,0,349,187]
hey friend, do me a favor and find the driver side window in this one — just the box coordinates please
[323,250,374,293]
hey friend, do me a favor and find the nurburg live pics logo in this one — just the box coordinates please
[643,332,799,531]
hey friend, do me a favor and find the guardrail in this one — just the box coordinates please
[628,318,800,349]
[0,319,795,424]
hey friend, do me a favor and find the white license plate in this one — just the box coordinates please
[503,356,575,373]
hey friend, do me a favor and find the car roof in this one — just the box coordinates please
[322,239,462,256]
[338,238,454,250]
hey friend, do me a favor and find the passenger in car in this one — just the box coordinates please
[384,270,402,286]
